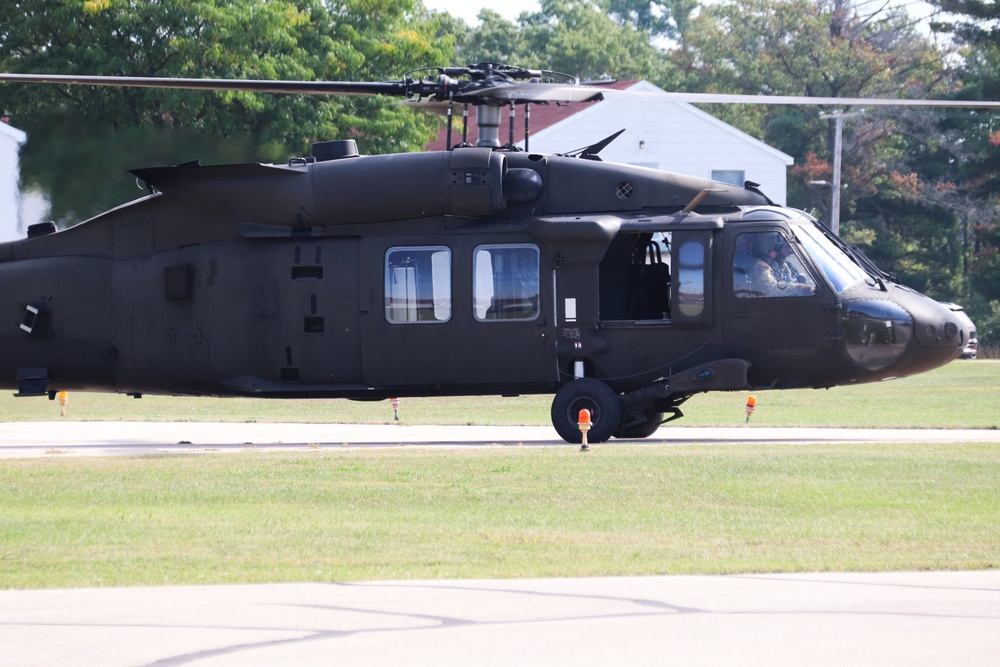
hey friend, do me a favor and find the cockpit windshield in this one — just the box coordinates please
[791,223,869,293]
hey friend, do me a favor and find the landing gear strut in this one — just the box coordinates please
[614,410,664,439]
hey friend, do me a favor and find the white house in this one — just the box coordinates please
[429,80,793,205]
[0,119,27,242]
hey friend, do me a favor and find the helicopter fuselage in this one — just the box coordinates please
[0,145,965,442]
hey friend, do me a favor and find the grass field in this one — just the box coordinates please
[1,360,998,429]
[1,360,998,589]
[2,444,999,588]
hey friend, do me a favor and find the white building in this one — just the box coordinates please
[429,80,793,205]
[0,119,27,242]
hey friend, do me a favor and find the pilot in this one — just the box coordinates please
[750,233,816,297]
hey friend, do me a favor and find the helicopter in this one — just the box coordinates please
[0,63,987,443]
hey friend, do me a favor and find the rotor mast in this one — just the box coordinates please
[425,65,587,149]
[474,105,504,148]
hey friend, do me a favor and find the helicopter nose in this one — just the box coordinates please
[909,295,965,352]
[842,291,963,377]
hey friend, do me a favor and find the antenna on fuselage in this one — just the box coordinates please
[681,188,726,214]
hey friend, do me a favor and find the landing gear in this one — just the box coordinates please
[550,379,622,444]
[614,410,664,439]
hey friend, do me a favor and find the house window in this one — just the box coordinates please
[712,169,745,187]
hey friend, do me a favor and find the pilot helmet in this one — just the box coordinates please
[752,232,785,257]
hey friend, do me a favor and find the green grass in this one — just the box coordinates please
[2,361,998,589]
[1,360,997,429]
[2,444,999,588]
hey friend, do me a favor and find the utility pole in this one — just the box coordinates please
[817,110,862,236]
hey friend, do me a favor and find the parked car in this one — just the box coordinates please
[941,302,978,359]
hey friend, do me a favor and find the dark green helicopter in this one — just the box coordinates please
[0,64,988,442]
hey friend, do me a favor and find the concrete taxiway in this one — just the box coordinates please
[2,572,999,666]
[2,421,1000,457]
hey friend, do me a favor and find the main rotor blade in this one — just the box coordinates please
[604,89,1000,108]
[0,72,604,105]
[457,81,606,104]
[0,72,406,97]
[4,71,999,108]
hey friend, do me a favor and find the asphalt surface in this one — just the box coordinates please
[2,421,1000,457]
[2,572,999,666]
[3,422,999,666]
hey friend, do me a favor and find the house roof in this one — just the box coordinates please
[425,80,792,166]
[0,120,27,145]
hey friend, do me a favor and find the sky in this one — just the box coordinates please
[422,0,541,25]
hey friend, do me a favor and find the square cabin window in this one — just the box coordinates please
[385,246,451,323]
[474,244,540,321]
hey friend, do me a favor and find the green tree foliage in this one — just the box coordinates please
[454,9,528,67]
[0,0,451,222]
[926,0,1000,335]
[454,0,679,86]
[519,0,668,80]
[683,0,963,299]
[603,0,698,40]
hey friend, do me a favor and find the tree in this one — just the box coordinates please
[603,0,698,41]
[454,9,528,67]
[683,0,964,299]
[920,0,1000,344]
[0,0,451,223]
[454,0,679,86]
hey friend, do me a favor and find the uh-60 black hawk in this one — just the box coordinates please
[0,64,987,442]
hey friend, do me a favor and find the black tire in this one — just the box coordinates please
[614,411,664,439]
[550,379,622,444]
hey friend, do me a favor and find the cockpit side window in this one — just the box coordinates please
[734,231,817,298]
[791,224,868,293]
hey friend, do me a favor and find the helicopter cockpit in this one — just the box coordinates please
[729,208,963,380]
[588,201,963,407]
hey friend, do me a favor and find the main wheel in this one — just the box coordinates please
[614,411,664,439]
[550,379,623,444]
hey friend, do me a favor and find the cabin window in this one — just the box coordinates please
[677,240,706,317]
[473,244,540,321]
[598,232,671,321]
[733,231,817,298]
[384,246,452,323]
[627,233,671,320]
